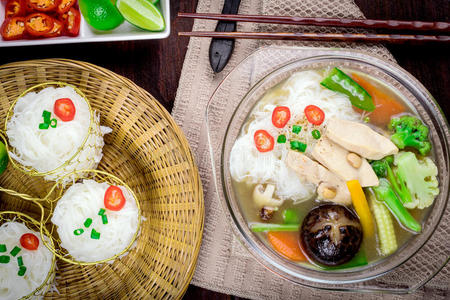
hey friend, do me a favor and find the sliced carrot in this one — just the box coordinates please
[267,231,306,262]
[352,73,405,126]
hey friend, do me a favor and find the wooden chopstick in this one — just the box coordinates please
[179,31,450,44]
[178,13,450,33]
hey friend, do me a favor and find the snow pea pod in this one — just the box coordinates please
[321,67,376,111]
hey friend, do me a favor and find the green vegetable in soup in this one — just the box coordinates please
[250,223,299,232]
[321,250,368,270]
[372,179,421,233]
[394,151,439,209]
[368,193,398,256]
[320,67,375,112]
[389,115,431,156]
[371,155,412,204]
[282,209,300,224]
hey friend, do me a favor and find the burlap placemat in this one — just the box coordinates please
[172,1,449,299]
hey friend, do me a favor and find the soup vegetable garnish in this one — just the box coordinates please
[231,67,440,269]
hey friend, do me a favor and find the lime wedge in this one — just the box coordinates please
[116,0,165,31]
[0,141,8,175]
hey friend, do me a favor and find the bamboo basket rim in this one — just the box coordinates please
[0,58,204,299]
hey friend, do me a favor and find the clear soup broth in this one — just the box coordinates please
[230,67,436,270]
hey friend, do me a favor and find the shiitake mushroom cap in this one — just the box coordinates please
[300,204,363,266]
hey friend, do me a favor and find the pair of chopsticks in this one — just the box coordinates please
[178,13,450,44]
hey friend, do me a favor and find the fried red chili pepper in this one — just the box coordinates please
[59,6,80,36]
[25,12,53,36]
[5,0,27,18]
[1,17,26,40]
[26,0,60,12]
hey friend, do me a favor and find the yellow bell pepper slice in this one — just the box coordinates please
[346,180,374,237]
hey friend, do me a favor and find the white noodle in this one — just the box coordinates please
[230,70,361,204]
[0,222,53,300]
[51,180,139,262]
[6,86,111,182]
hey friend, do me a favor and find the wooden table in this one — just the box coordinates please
[0,0,448,299]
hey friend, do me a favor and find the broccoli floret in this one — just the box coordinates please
[371,155,394,178]
[371,155,412,204]
[388,115,431,156]
[394,151,439,209]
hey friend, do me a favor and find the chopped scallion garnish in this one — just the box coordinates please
[290,140,307,152]
[84,218,92,228]
[277,134,286,143]
[17,256,23,266]
[311,130,321,139]
[39,123,49,130]
[102,214,108,225]
[0,255,10,263]
[10,246,21,257]
[42,110,51,123]
[91,229,100,240]
[0,244,6,252]
[50,118,57,128]
[98,208,106,216]
[74,229,84,236]
[292,125,302,134]
[18,266,26,276]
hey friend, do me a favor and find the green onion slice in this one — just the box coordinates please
[17,256,23,266]
[98,208,106,216]
[0,244,6,252]
[102,214,108,225]
[91,229,100,240]
[42,110,51,123]
[74,228,84,236]
[292,125,302,134]
[290,140,307,152]
[39,123,49,130]
[50,118,57,128]
[18,266,26,276]
[277,134,286,144]
[0,255,10,263]
[84,218,92,228]
[311,129,321,139]
[10,246,21,257]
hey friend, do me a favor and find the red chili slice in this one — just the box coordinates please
[104,186,126,211]
[56,0,75,14]
[60,7,80,37]
[304,105,325,125]
[25,13,53,36]
[5,0,27,18]
[254,130,275,153]
[26,0,60,12]
[20,233,39,250]
[1,17,26,40]
[44,18,63,38]
[54,98,75,121]
[272,106,291,128]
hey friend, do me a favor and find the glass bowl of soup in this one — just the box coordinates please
[206,46,449,292]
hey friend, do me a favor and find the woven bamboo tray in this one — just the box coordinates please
[0,59,204,299]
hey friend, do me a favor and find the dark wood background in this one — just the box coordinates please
[0,0,448,299]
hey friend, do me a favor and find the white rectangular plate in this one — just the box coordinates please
[0,0,170,47]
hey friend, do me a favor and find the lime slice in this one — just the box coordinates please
[116,0,165,31]
[0,141,8,175]
[79,0,124,31]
